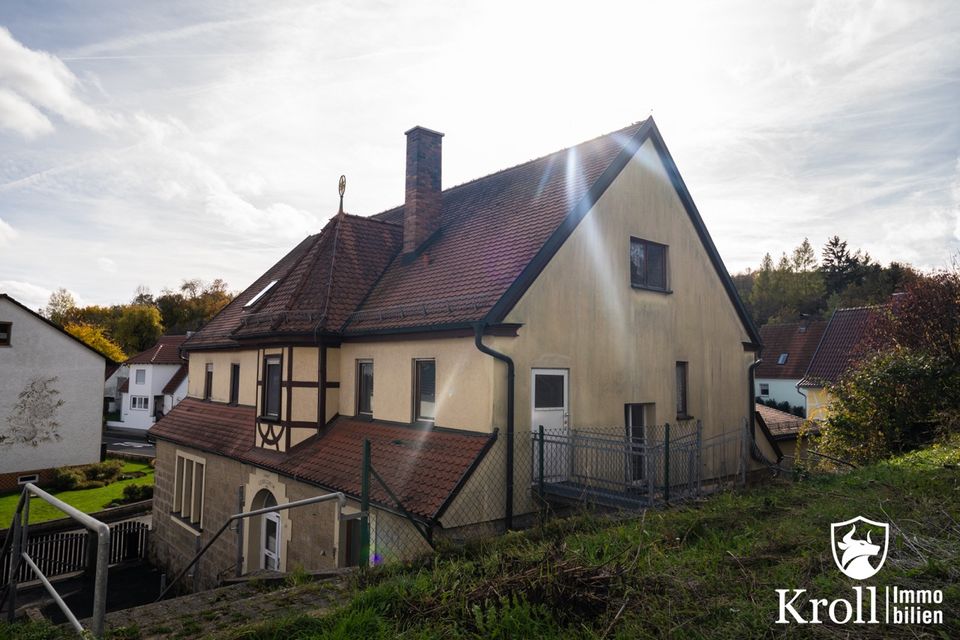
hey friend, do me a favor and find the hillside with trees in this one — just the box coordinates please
[732,235,916,327]
[43,279,234,360]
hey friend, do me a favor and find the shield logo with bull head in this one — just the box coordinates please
[830,516,889,580]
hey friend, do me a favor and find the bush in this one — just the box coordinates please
[83,459,123,482]
[122,484,153,502]
[52,467,83,491]
[51,459,125,491]
[815,348,960,464]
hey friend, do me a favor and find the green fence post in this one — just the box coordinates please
[664,422,671,504]
[538,424,545,499]
[360,439,371,569]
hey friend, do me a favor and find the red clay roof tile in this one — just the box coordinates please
[148,398,492,519]
[756,320,828,379]
[125,335,189,365]
[800,306,885,387]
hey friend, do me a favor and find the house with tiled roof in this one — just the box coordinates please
[798,305,885,421]
[754,320,827,414]
[109,335,189,432]
[0,294,110,491]
[148,119,773,588]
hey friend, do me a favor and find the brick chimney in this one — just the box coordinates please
[403,126,444,255]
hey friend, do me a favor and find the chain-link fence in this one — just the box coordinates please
[356,420,752,568]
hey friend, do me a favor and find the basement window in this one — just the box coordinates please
[17,474,38,485]
[244,280,278,308]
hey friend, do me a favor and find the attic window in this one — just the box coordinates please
[777,353,788,365]
[244,280,278,308]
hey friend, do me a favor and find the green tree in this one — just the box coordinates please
[114,305,163,354]
[64,322,126,362]
[44,288,78,326]
[156,278,233,334]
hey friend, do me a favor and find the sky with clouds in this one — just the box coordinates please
[0,0,958,311]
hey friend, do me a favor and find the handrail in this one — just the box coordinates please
[156,491,346,602]
[2,483,111,638]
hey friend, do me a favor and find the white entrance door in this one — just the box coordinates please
[531,368,569,481]
[262,511,281,571]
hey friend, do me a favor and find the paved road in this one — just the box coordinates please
[103,434,156,457]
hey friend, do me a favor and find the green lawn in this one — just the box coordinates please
[0,459,154,528]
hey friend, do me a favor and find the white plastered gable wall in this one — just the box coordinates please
[0,297,104,474]
[497,137,755,439]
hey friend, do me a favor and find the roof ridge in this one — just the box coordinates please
[342,212,401,227]
[370,119,650,221]
[835,303,890,313]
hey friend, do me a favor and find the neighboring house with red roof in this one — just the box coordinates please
[148,119,770,589]
[798,305,885,421]
[754,403,817,467]
[754,320,827,414]
[108,335,189,432]
[0,294,110,492]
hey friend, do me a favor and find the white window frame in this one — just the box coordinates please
[131,396,149,410]
[172,450,206,533]
[759,383,770,396]
[135,368,146,385]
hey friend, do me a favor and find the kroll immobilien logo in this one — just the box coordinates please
[775,516,944,626]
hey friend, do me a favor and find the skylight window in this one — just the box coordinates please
[777,353,788,365]
[244,280,277,308]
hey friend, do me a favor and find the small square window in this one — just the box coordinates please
[0,322,11,346]
[135,369,146,385]
[759,383,769,396]
[630,238,668,291]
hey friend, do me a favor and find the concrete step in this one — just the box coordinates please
[81,573,349,639]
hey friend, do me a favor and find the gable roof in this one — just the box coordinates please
[161,363,189,395]
[126,334,189,365]
[148,398,494,520]
[799,305,885,387]
[756,320,828,379]
[0,293,113,364]
[183,118,760,348]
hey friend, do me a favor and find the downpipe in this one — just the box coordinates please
[474,323,514,530]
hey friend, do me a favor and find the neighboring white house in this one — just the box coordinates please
[754,320,827,415]
[109,335,188,433]
[0,293,109,491]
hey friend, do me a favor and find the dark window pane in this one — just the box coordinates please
[629,239,645,286]
[230,364,240,404]
[534,374,565,409]
[358,362,373,414]
[676,362,688,417]
[647,243,666,289]
[0,322,10,345]
[416,360,436,420]
[265,360,281,417]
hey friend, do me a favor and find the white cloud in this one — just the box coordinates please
[0,216,17,245]
[0,280,53,311]
[0,26,112,137]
